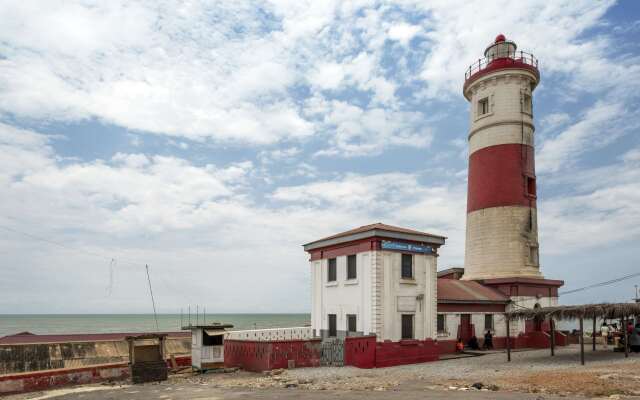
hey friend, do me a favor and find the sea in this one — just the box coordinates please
[0,314,310,337]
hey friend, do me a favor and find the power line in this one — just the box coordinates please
[559,271,640,296]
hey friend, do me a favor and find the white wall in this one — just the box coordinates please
[310,249,437,341]
[311,251,374,337]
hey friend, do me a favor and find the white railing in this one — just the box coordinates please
[226,327,313,341]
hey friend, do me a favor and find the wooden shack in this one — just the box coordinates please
[125,334,168,384]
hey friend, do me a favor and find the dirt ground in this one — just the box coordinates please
[180,345,640,398]
[8,345,640,400]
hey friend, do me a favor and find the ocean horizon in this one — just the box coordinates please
[0,313,311,337]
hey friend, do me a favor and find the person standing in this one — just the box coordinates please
[601,323,610,349]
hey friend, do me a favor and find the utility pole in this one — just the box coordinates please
[635,285,639,303]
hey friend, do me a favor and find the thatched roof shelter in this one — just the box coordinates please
[503,302,639,365]
[507,302,640,321]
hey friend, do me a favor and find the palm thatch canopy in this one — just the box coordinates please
[507,303,640,321]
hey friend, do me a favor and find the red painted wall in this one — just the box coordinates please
[374,340,439,368]
[467,143,536,213]
[224,339,321,372]
[344,336,376,369]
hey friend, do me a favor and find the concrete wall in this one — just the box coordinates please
[0,337,190,376]
[311,250,437,342]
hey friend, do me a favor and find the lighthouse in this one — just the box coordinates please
[462,35,542,281]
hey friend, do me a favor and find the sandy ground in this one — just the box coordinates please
[8,345,640,400]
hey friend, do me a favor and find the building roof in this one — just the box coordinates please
[437,267,465,279]
[437,279,509,303]
[303,223,446,251]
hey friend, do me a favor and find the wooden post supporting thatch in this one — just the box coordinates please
[624,315,629,358]
[550,318,555,356]
[592,317,596,351]
[506,315,512,361]
[579,317,585,365]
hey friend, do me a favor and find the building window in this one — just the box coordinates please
[328,314,337,337]
[523,93,532,114]
[347,314,357,333]
[484,314,494,331]
[347,255,357,280]
[401,314,414,339]
[327,258,337,282]
[478,97,489,115]
[437,314,446,334]
[401,254,413,279]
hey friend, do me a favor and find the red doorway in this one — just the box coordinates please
[459,314,473,342]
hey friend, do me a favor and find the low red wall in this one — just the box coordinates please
[0,355,190,396]
[526,331,550,348]
[554,331,568,346]
[375,339,438,368]
[344,336,376,368]
[224,339,321,372]
[0,363,129,396]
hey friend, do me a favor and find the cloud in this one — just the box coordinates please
[537,101,632,173]
[539,146,640,254]
[312,100,433,157]
[388,23,421,46]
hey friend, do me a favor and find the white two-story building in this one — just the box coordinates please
[303,223,446,342]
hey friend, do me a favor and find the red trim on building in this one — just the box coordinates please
[479,277,564,297]
[308,236,440,261]
[467,144,536,213]
[463,58,539,93]
[437,303,506,313]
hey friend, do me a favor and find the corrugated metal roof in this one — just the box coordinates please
[437,279,509,303]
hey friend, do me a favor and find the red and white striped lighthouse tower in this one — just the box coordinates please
[462,35,542,281]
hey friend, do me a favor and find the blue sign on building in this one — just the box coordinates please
[381,241,433,254]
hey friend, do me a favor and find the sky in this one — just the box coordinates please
[1,0,639,314]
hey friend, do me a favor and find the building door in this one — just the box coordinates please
[460,314,472,342]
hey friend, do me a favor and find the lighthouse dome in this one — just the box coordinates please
[484,34,517,62]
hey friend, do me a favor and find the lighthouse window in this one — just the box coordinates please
[529,245,539,265]
[401,254,413,279]
[347,255,357,280]
[327,258,337,282]
[523,93,532,114]
[478,97,489,115]
[525,176,536,197]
